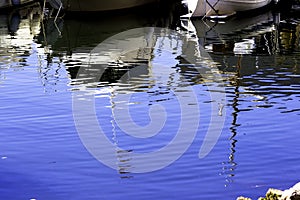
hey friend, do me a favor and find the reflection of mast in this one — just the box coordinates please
[222,56,241,185]
[110,86,133,179]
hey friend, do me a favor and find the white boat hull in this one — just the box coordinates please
[190,0,273,17]
[61,0,160,12]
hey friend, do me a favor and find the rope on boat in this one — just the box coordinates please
[42,0,63,22]
[54,2,62,22]
[205,0,221,16]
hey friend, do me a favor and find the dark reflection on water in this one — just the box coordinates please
[1,1,300,200]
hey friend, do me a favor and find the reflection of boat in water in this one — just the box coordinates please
[0,3,42,64]
[34,0,190,93]
[186,9,300,74]
[35,0,187,80]
[68,27,206,86]
[184,0,273,18]
[183,9,279,55]
[186,2,300,56]
[36,0,184,55]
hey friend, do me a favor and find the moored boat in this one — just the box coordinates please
[60,0,161,12]
[185,0,273,18]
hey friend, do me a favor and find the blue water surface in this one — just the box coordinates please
[1,2,300,200]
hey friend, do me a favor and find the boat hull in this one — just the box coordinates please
[192,0,273,17]
[61,0,160,12]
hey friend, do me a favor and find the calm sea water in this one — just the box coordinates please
[0,2,300,200]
